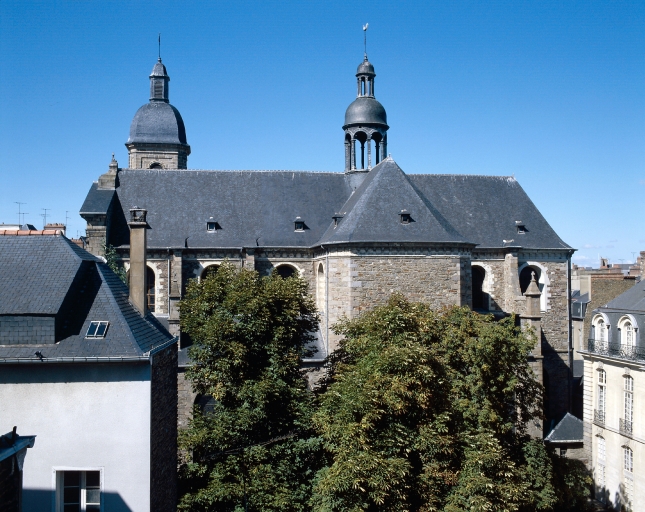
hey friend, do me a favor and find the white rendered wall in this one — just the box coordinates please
[0,363,151,512]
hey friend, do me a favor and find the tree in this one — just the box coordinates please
[102,242,127,284]
[311,295,590,512]
[178,263,323,512]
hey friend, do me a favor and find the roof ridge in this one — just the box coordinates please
[119,168,344,174]
[0,229,63,236]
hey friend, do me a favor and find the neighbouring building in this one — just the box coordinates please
[0,228,177,512]
[0,428,36,512]
[581,276,645,510]
[80,53,575,434]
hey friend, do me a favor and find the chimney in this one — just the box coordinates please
[521,272,542,357]
[128,207,148,315]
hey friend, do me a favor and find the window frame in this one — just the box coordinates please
[623,446,633,474]
[85,321,109,339]
[597,369,606,415]
[624,376,634,424]
[53,467,103,512]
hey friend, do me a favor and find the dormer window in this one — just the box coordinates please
[332,213,344,228]
[86,321,109,339]
[206,218,220,232]
[399,210,412,224]
[294,217,306,232]
[515,221,526,234]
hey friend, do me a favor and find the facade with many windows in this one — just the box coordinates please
[581,278,645,510]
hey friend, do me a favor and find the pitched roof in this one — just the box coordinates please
[319,158,470,245]
[80,160,570,251]
[544,413,583,443]
[601,278,645,313]
[0,235,174,362]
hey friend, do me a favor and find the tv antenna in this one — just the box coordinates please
[363,23,369,57]
[41,208,50,228]
[15,202,26,225]
[65,211,70,226]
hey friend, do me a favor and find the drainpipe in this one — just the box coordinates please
[567,251,573,413]
[321,244,329,358]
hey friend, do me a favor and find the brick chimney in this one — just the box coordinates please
[128,207,148,315]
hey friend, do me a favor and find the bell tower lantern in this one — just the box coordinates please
[125,59,191,169]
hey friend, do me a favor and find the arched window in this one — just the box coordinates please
[619,317,635,347]
[201,264,220,282]
[149,162,163,169]
[276,264,297,279]
[472,265,488,310]
[316,263,325,313]
[146,266,155,312]
[593,316,607,342]
[519,265,540,295]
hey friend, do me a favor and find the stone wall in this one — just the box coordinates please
[177,368,197,431]
[150,344,178,512]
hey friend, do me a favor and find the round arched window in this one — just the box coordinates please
[201,264,220,282]
[276,265,297,279]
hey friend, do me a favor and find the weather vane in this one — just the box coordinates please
[363,23,369,57]
[158,33,161,60]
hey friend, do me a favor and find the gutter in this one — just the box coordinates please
[0,356,150,364]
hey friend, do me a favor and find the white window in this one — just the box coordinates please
[624,376,634,424]
[595,318,606,341]
[85,321,109,339]
[598,370,606,415]
[597,436,606,463]
[624,447,633,473]
[56,470,101,511]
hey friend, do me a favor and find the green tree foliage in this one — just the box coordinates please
[102,242,127,284]
[311,295,591,512]
[178,263,323,512]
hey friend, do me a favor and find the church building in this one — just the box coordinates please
[80,52,575,433]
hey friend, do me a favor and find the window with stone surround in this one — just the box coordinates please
[593,316,607,342]
[471,265,489,311]
[624,376,634,427]
[619,316,635,347]
[201,264,220,282]
[275,264,297,279]
[597,369,606,423]
[317,263,325,313]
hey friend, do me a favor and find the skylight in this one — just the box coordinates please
[86,321,109,338]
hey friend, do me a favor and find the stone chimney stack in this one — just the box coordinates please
[522,272,542,357]
[128,207,148,315]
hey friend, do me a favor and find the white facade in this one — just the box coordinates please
[583,356,645,511]
[0,363,152,512]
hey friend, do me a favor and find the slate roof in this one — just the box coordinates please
[601,278,645,313]
[544,413,584,443]
[81,158,570,251]
[0,235,174,362]
[127,101,188,145]
[80,182,115,214]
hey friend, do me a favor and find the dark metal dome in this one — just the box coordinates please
[356,58,375,76]
[344,97,388,127]
[127,101,188,144]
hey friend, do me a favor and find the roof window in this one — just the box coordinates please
[399,210,412,224]
[294,217,306,232]
[86,321,109,338]
[332,213,344,228]
[515,221,526,234]
[206,218,221,232]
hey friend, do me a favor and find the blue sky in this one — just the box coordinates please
[1,1,643,265]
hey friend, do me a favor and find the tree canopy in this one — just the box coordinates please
[178,263,323,512]
[311,295,590,512]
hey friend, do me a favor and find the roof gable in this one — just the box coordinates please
[320,158,469,245]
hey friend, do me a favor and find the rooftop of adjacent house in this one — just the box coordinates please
[544,413,583,444]
[80,158,571,251]
[0,428,36,463]
[0,234,174,363]
[599,277,645,313]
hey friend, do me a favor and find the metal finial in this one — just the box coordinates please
[363,23,368,58]
[158,33,161,60]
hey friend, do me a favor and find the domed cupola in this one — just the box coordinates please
[343,55,389,172]
[125,58,191,169]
